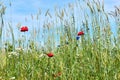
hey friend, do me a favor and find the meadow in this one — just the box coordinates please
[0,0,120,80]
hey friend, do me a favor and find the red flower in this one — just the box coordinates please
[53,72,62,78]
[47,52,54,57]
[77,31,84,36]
[20,26,28,32]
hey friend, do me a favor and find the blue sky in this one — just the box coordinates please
[2,0,120,25]
[1,0,120,36]
[1,0,120,46]
[104,0,120,11]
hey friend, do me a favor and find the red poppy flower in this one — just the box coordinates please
[20,26,28,32]
[47,52,54,57]
[77,31,84,36]
[53,72,62,78]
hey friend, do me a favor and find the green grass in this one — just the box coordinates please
[0,0,120,80]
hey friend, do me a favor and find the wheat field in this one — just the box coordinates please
[0,0,120,80]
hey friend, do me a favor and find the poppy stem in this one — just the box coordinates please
[47,58,52,77]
